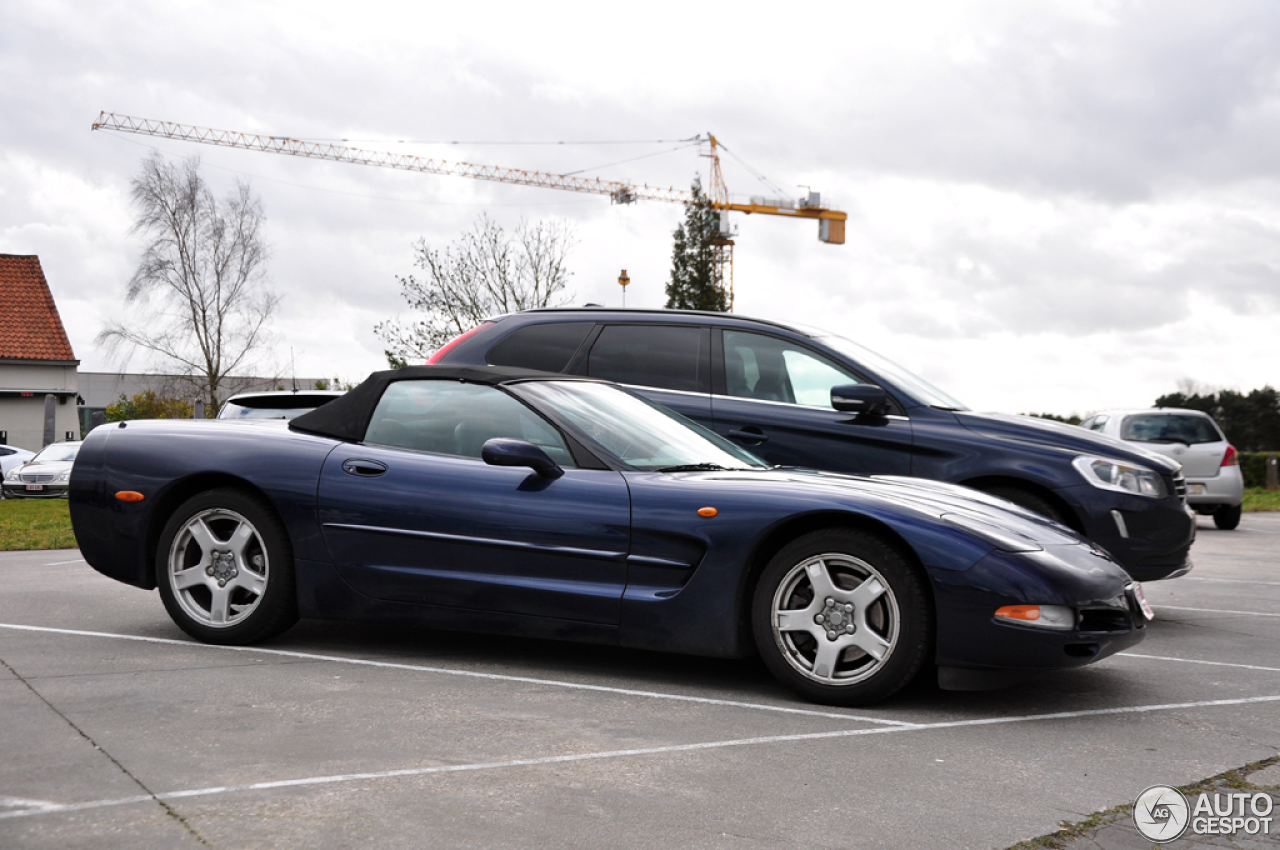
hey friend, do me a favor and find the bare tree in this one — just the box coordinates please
[376,214,575,365]
[98,152,279,412]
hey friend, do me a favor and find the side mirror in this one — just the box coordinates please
[481,438,564,479]
[831,384,888,416]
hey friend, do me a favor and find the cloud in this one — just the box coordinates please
[1,0,1278,411]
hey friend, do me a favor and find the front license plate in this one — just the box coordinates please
[1186,483,1206,495]
[1131,583,1155,621]
[25,484,43,491]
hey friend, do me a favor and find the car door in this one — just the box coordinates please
[711,329,914,475]
[317,379,631,625]
[580,323,714,429]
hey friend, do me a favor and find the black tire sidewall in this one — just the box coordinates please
[155,488,298,644]
[1214,504,1242,530]
[751,529,931,706]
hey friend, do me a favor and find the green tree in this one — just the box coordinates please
[1022,412,1082,426]
[105,391,194,422]
[1154,384,1280,451]
[665,176,728,312]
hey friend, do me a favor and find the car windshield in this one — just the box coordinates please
[1121,414,1223,445]
[512,381,766,472]
[31,444,79,463]
[799,326,969,411]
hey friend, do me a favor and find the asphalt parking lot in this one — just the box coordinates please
[1,514,1277,849]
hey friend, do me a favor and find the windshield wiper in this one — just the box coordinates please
[654,463,729,473]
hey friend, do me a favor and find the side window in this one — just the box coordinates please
[723,330,859,408]
[1089,414,1109,432]
[0,448,12,457]
[587,325,701,392]
[364,381,575,467]
[486,322,593,373]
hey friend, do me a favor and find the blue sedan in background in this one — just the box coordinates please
[70,367,1150,705]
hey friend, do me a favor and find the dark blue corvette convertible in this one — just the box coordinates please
[70,366,1151,705]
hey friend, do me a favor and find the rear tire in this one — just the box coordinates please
[982,486,1070,526]
[1213,504,1242,530]
[752,529,931,706]
[155,488,298,644]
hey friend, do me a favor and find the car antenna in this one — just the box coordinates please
[290,348,299,393]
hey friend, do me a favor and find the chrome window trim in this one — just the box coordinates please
[708,392,911,421]
[618,383,709,399]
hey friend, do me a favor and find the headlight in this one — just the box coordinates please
[4,469,19,482]
[56,471,71,482]
[1072,455,1168,499]
[994,604,1075,630]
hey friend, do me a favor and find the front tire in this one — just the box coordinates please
[155,488,298,644]
[1213,504,1242,530]
[752,529,931,706]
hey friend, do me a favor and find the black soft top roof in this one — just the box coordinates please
[288,365,572,443]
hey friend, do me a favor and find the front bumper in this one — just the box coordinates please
[932,547,1148,672]
[1,482,70,499]
[1058,483,1194,582]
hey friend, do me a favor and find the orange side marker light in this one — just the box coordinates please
[994,604,1041,622]
[697,507,718,517]
[115,491,145,502]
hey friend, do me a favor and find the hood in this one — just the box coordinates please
[9,459,75,475]
[953,411,1179,474]
[691,468,1088,550]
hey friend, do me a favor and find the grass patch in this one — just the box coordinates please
[0,498,78,551]
[1244,487,1280,512]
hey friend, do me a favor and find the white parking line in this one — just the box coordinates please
[0,623,916,727]
[41,558,85,566]
[3,692,1278,822]
[1154,605,1280,618]
[1119,653,1280,674]
[1185,577,1280,587]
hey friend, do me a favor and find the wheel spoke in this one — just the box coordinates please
[207,585,232,624]
[849,576,886,610]
[804,559,839,600]
[227,521,255,558]
[173,567,208,591]
[776,605,824,639]
[232,568,267,598]
[811,638,845,680]
[851,627,891,662]
[187,517,222,553]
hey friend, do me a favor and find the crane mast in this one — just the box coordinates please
[92,112,847,308]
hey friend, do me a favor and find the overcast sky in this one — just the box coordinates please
[3,0,1278,415]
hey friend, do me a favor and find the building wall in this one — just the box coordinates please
[0,362,80,451]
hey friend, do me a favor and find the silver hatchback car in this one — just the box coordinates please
[1081,409,1244,530]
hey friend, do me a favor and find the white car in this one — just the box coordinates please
[217,390,344,421]
[0,444,35,477]
[1,441,82,500]
[1081,409,1244,530]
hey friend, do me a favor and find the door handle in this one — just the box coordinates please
[727,426,769,444]
[342,459,388,477]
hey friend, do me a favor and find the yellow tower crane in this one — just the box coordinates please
[92,112,847,308]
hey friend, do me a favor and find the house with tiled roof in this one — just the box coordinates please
[0,254,81,451]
